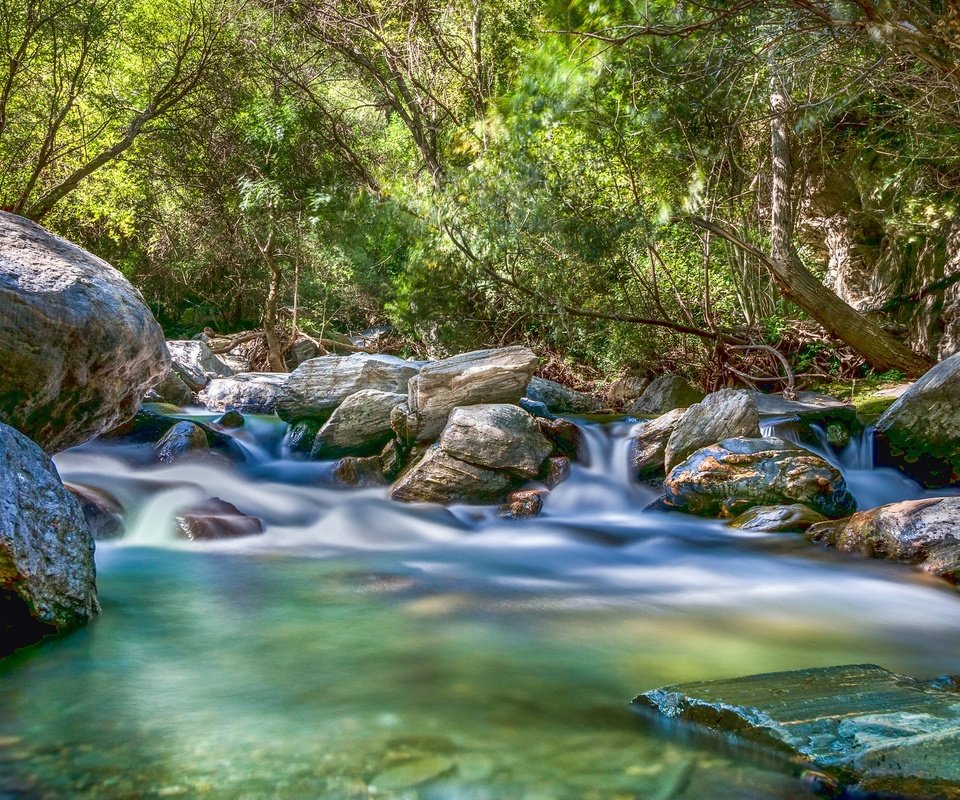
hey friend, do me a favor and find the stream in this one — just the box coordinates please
[2,413,960,799]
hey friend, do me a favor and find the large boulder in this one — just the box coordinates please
[199,373,287,414]
[627,375,703,416]
[875,353,960,487]
[808,497,960,580]
[155,420,209,464]
[310,390,407,459]
[391,445,514,505]
[607,375,650,408]
[397,347,538,443]
[438,404,552,478]
[525,377,603,415]
[276,353,421,423]
[0,423,98,656]
[664,390,761,473]
[0,211,168,452]
[664,437,855,518]
[165,340,233,390]
[631,408,685,482]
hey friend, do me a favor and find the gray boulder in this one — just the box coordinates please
[664,389,761,473]
[199,372,287,414]
[276,353,421,423]
[627,375,703,416]
[729,504,827,533]
[607,375,650,408]
[808,496,960,580]
[166,340,233,390]
[0,422,98,656]
[310,389,406,459]
[398,347,538,443]
[631,408,685,481]
[525,376,602,415]
[664,437,855,518]
[438,404,552,478]
[875,353,960,487]
[391,445,513,505]
[0,211,168,452]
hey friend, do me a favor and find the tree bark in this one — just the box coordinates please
[750,91,932,377]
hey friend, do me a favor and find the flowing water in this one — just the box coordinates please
[3,413,960,799]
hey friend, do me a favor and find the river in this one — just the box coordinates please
[1,413,959,799]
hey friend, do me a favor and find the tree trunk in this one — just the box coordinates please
[260,228,287,373]
[764,90,932,378]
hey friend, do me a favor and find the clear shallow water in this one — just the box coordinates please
[3,417,960,799]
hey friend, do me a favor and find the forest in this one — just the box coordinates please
[6,0,959,386]
[6,3,960,799]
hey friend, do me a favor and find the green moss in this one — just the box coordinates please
[814,379,907,422]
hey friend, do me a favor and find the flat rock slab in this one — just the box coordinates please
[634,664,960,797]
[752,391,855,420]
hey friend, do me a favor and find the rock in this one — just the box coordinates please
[525,376,602,415]
[379,438,408,481]
[807,497,960,581]
[331,456,387,488]
[104,406,243,460]
[213,410,244,429]
[541,455,571,488]
[0,422,98,656]
[369,756,455,792]
[497,489,545,519]
[825,422,850,448]
[607,374,651,408]
[535,416,583,462]
[391,445,514,505]
[284,338,320,370]
[165,340,233,390]
[155,421,209,464]
[751,390,855,422]
[66,484,124,541]
[627,375,703,416]
[876,353,960,487]
[519,396,552,418]
[0,211,168,452]
[634,664,960,798]
[276,353,421,423]
[399,347,538,443]
[664,389,761,473]
[631,408,685,481]
[145,369,193,407]
[729,504,827,533]
[310,390,407,459]
[199,372,287,414]
[284,419,321,455]
[175,498,264,540]
[438,404,552,478]
[664,437,855,518]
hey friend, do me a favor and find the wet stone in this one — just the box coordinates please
[634,664,960,797]
[369,755,456,792]
[175,498,264,540]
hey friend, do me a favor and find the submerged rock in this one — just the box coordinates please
[664,437,855,518]
[175,498,264,540]
[0,422,98,656]
[808,496,960,581]
[199,372,287,414]
[284,419,321,455]
[525,376,602,415]
[0,211,168,452]
[664,390,761,473]
[331,455,387,488]
[276,353,420,423]
[310,389,406,459]
[627,375,704,416]
[497,489,545,519]
[398,347,537,443]
[391,446,514,505]
[876,353,960,487]
[66,483,125,541]
[729,504,827,533]
[634,664,960,798]
[155,420,209,464]
[438,404,551,478]
[631,408,685,481]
